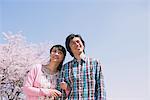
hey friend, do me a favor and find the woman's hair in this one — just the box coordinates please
[50,44,66,71]
[65,34,85,57]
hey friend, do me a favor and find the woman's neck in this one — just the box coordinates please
[48,62,59,74]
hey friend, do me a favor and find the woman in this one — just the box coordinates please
[22,45,66,100]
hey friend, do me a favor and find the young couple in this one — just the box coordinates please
[23,34,106,100]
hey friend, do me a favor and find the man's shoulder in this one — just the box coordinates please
[63,59,74,66]
[86,56,100,62]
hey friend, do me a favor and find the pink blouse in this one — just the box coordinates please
[22,64,60,100]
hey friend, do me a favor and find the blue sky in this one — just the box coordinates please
[0,0,149,100]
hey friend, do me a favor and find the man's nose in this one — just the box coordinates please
[75,42,79,46]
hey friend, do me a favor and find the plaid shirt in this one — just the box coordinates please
[60,56,106,100]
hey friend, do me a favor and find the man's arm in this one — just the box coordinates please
[59,64,71,98]
[96,60,106,100]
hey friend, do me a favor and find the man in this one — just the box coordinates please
[60,34,106,100]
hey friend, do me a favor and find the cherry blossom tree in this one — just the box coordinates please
[0,32,50,99]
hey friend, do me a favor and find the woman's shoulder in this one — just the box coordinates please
[30,64,42,71]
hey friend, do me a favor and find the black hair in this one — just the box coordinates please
[65,34,85,57]
[50,44,66,71]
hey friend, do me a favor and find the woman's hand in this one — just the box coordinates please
[60,82,68,90]
[49,89,62,98]
[60,82,70,96]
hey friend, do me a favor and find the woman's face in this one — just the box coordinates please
[50,47,64,64]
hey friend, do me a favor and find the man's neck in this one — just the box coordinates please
[74,52,85,61]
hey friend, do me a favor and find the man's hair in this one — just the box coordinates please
[50,44,66,71]
[65,34,85,57]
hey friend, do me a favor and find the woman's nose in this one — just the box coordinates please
[54,52,59,55]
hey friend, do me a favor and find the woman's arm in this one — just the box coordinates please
[22,65,61,97]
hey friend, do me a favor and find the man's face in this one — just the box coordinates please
[69,37,84,56]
